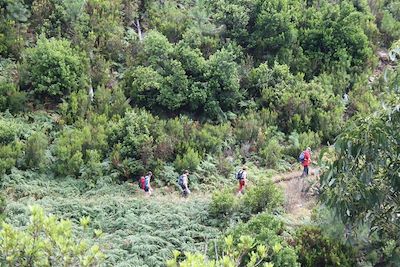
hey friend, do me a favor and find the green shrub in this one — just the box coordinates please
[241,178,284,216]
[195,156,232,186]
[168,235,273,267]
[259,138,283,169]
[258,127,285,168]
[58,89,91,124]
[53,128,87,177]
[194,123,233,155]
[0,117,25,145]
[2,172,220,266]
[381,5,400,44]
[286,131,321,159]
[0,192,6,215]
[225,213,300,267]
[23,131,48,170]
[94,86,130,118]
[80,149,104,183]
[209,188,237,218]
[0,82,26,113]
[20,36,88,100]
[174,147,201,173]
[0,205,104,266]
[0,117,26,174]
[157,164,179,187]
[234,112,264,146]
[295,225,356,267]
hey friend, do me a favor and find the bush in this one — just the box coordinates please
[94,86,130,118]
[157,164,179,187]
[168,235,273,267]
[174,147,201,173]
[209,175,284,222]
[224,213,300,267]
[0,192,6,215]
[286,131,321,159]
[209,188,237,218]
[58,89,91,124]
[0,205,104,266]
[53,119,109,178]
[53,128,87,177]
[258,127,285,168]
[0,117,26,174]
[295,225,356,267]
[20,36,88,100]
[194,123,233,155]
[0,82,26,113]
[241,178,284,216]
[23,131,48,170]
[80,149,104,184]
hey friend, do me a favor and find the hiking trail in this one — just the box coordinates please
[273,168,319,223]
[129,167,319,222]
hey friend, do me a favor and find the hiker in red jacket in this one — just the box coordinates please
[301,147,311,178]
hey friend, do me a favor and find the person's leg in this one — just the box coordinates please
[184,188,189,198]
[301,166,310,193]
[238,180,245,195]
[301,165,308,177]
[241,180,246,194]
[180,184,185,197]
[185,186,190,196]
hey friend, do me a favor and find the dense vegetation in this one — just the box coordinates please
[0,0,399,266]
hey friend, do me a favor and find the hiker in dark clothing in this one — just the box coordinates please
[178,170,190,197]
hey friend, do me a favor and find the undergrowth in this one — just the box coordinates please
[1,170,220,267]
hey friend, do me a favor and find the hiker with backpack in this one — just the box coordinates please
[236,166,247,195]
[140,171,153,195]
[178,170,190,197]
[299,147,311,178]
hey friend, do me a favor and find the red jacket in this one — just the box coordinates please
[302,150,311,167]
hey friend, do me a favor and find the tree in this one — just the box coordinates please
[204,46,242,120]
[250,0,299,63]
[0,0,29,58]
[206,0,256,45]
[20,36,89,100]
[0,205,104,266]
[297,1,374,79]
[321,101,400,265]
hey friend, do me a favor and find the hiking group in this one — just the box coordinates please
[137,147,311,197]
[137,170,191,197]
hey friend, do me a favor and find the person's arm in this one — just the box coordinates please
[183,175,188,187]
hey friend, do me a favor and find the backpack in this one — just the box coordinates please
[236,170,244,180]
[139,176,146,189]
[178,175,184,186]
[298,151,305,163]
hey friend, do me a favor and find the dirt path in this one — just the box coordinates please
[368,49,397,84]
[274,168,319,223]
